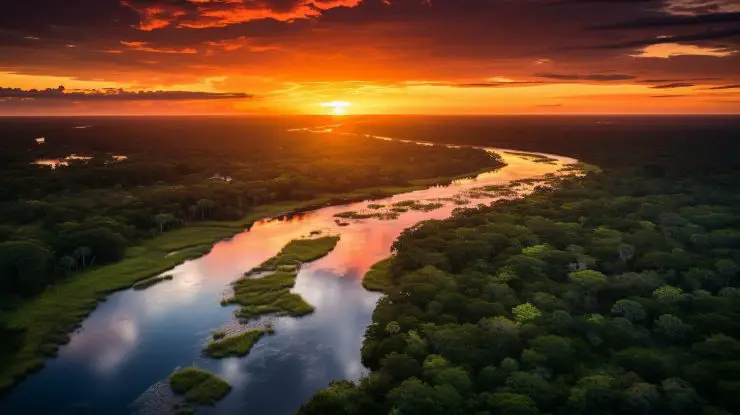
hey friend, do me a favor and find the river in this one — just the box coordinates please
[0,134,576,414]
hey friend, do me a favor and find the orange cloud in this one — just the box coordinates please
[121,41,198,54]
[124,0,363,30]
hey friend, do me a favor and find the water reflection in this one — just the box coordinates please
[1,149,576,415]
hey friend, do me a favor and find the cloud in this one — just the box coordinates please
[0,86,251,101]
[122,0,364,30]
[707,84,740,89]
[592,11,740,29]
[595,27,740,49]
[536,73,636,81]
[121,41,198,54]
[662,0,740,17]
[650,83,696,89]
[631,43,736,58]
[650,94,690,98]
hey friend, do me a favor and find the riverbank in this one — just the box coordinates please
[0,162,505,393]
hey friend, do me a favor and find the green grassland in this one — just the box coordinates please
[202,328,275,358]
[362,258,394,293]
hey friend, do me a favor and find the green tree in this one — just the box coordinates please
[610,299,645,322]
[568,270,608,292]
[513,303,541,323]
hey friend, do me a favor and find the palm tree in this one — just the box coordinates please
[196,199,216,220]
[154,213,175,233]
[74,246,92,268]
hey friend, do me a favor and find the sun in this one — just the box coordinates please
[320,100,351,116]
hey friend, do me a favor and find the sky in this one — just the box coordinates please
[1,0,740,115]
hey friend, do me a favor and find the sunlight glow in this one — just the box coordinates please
[320,100,351,115]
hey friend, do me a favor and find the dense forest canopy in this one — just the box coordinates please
[299,117,740,415]
[0,117,501,306]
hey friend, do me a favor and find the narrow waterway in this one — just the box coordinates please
[0,135,577,415]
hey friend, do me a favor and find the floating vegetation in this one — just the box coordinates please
[334,211,400,221]
[392,200,445,212]
[202,328,274,358]
[367,204,385,210]
[222,236,339,322]
[505,151,559,164]
[168,367,231,405]
[132,275,173,291]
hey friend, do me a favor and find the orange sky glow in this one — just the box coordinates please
[1,0,739,115]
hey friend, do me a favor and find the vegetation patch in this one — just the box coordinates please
[392,200,445,212]
[132,274,174,291]
[505,150,558,164]
[362,258,394,293]
[169,366,231,405]
[334,211,400,221]
[222,236,339,322]
[202,328,274,358]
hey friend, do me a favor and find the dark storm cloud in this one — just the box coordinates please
[595,27,740,49]
[536,73,637,81]
[592,12,740,29]
[650,83,696,88]
[0,86,251,100]
[707,84,740,89]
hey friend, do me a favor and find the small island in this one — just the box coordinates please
[203,328,275,358]
[222,236,340,321]
[169,367,231,406]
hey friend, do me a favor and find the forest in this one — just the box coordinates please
[0,118,499,304]
[0,117,503,390]
[298,119,740,415]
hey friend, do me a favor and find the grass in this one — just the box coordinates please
[0,163,501,392]
[202,328,274,358]
[392,200,445,212]
[224,236,339,321]
[169,367,231,405]
[212,330,226,340]
[132,274,174,291]
[362,258,394,293]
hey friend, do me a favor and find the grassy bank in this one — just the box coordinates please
[202,328,274,358]
[224,236,340,321]
[169,366,231,405]
[132,274,174,291]
[0,166,502,392]
[362,258,394,293]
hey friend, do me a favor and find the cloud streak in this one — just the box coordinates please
[0,86,251,101]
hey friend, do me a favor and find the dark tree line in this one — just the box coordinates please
[299,125,740,415]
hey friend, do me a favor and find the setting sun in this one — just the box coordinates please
[320,101,351,116]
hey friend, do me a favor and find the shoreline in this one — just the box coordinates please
[0,159,506,393]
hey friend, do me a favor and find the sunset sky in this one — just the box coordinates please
[1,0,739,115]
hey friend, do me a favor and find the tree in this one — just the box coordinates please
[388,378,463,415]
[484,392,540,415]
[154,213,175,233]
[568,270,608,292]
[610,299,645,322]
[386,321,401,336]
[0,240,53,296]
[654,314,691,339]
[652,285,683,301]
[715,259,739,285]
[59,255,77,275]
[618,243,635,262]
[74,246,92,268]
[513,303,541,323]
[196,199,216,220]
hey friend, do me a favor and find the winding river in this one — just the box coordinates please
[0,132,576,415]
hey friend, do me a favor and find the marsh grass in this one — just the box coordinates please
[169,367,231,405]
[223,236,339,322]
[132,274,174,291]
[202,328,274,358]
[362,258,394,292]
